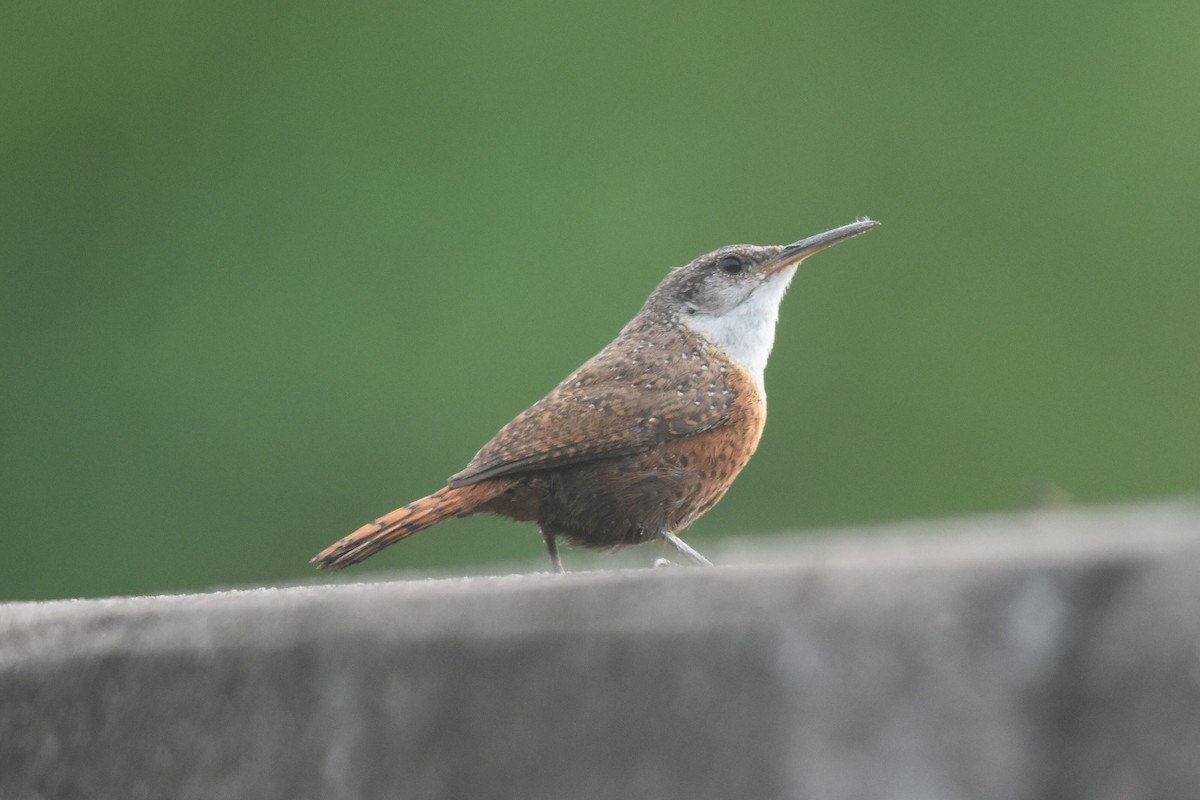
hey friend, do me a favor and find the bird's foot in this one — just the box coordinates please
[541,527,566,573]
[662,531,713,567]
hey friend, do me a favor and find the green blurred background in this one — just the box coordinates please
[3,1,1197,601]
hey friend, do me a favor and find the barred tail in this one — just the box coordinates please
[312,483,505,569]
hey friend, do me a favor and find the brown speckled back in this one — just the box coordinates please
[449,316,748,487]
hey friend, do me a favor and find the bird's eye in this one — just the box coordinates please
[718,255,743,274]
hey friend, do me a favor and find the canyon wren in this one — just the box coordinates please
[313,218,879,573]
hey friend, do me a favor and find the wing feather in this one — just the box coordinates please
[447,327,742,487]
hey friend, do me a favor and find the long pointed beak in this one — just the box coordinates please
[767,218,880,273]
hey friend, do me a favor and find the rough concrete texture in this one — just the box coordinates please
[2,501,1200,800]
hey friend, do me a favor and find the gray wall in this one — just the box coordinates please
[3,501,1199,799]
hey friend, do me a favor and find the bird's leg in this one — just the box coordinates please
[662,530,713,567]
[541,527,565,574]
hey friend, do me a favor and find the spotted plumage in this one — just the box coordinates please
[448,322,739,487]
[313,219,878,572]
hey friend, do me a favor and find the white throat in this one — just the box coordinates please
[680,265,797,392]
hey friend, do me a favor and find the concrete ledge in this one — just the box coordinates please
[3,501,1200,799]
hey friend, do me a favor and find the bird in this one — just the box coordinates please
[313,218,879,573]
